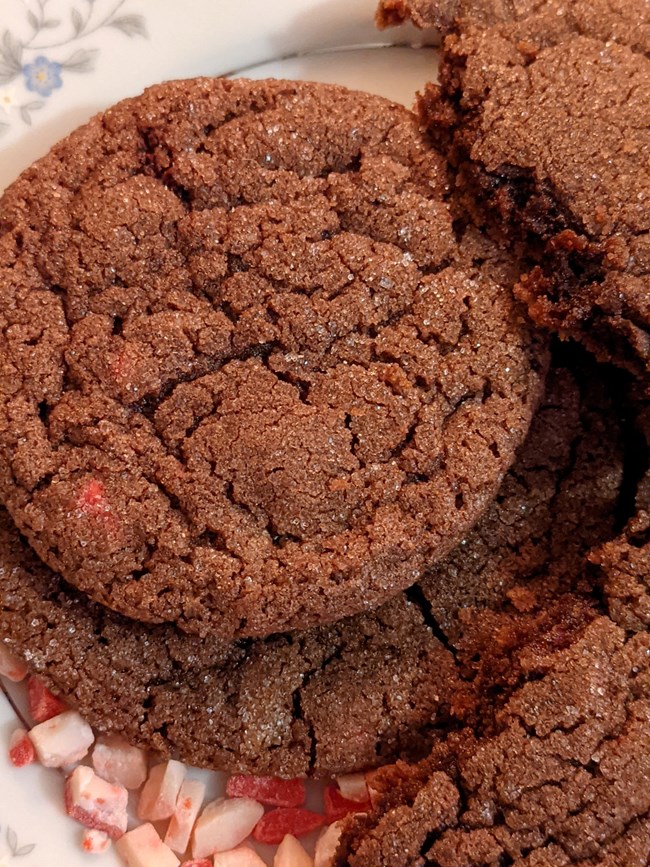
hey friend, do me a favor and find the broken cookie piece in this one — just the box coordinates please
[335,614,650,866]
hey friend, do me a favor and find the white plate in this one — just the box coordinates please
[0,0,438,863]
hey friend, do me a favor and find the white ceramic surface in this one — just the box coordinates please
[0,0,438,863]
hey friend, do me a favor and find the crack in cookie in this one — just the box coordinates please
[0,78,546,638]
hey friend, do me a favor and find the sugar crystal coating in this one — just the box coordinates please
[0,76,546,639]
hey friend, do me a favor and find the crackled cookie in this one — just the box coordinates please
[376,0,650,55]
[335,612,650,866]
[0,77,547,638]
[421,353,630,643]
[0,359,624,777]
[402,3,650,377]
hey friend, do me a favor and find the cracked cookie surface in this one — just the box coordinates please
[0,77,546,638]
[335,613,650,866]
[376,0,650,55]
[379,0,650,379]
[0,359,624,777]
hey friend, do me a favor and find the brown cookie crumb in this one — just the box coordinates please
[408,4,650,378]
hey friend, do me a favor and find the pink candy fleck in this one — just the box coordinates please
[76,479,111,517]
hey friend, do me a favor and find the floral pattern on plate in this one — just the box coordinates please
[0,0,147,132]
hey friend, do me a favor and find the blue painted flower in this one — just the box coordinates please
[22,56,63,97]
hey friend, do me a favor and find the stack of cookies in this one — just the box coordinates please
[0,2,648,865]
[333,2,650,864]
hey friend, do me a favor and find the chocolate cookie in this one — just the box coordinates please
[0,359,624,778]
[410,6,650,378]
[332,373,650,865]
[377,0,650,55]
[0,77,546,638]
[335,613,650,866]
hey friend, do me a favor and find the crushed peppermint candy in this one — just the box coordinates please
[253,808,325,845]
[165,778,206,854]
[0,643,28,682]
[8,727,36,767]
[213,847,267,867]
[81,828,112,854]
[2,674,372,865]
[92,735,148,790]
[27,676,67,722]
[226,775,306,808]
[324,783,370,823]
[138,759,186,822]
[115,823,180,867]
[275,833,313,867]
[65,765,129,839]
[29,709,94,767]
[192,797,265,858]
[314,822,345,867]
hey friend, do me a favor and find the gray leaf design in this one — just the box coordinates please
[19,101,44,125]
[16,843,36,856]
[41,19,61,29]
[26,10,39,30]
[61,48,98,72]
[7,825,18,854]
[108,14,148,39]
[0,66,19,84]
[71,8,84,36]
[0,31,23,70]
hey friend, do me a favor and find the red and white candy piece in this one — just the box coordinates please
[253,808,325,845]
[65,765,128,839]
[115,823,180,867]
[336,772,370,803]
[226,774,306,808]
[0,643,27,682]
[27,677,66,722]
[92,735,148,790]
[138,759,186,821]
[164,778,206,854]
[213,847,266,867]
[192,797,264,858]
[275,833,314,867]
[8,728,36,768]
[314,821,345,867]
[364,769,384,808]
[324,784,370,823]
[29,709,94,767]
[81,828,112,854]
